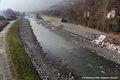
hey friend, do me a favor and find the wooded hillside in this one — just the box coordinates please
[39,0,120,33]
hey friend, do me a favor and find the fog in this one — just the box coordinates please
[0,0,63,11]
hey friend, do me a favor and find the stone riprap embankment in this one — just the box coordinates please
[19,17,78,80]
[52,22,106,40]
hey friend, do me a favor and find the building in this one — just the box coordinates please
[107,4,120,19]
[83,11,90,18]
[107,10,116,19]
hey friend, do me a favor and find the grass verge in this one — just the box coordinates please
[6,20,40,80]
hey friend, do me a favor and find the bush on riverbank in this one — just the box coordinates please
[6,20,40,80]
[0,21,9,31]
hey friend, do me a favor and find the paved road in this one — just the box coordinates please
[0,21,15,80]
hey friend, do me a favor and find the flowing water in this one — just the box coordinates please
[28,17,120,77]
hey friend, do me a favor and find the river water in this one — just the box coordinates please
[28,17,120,77]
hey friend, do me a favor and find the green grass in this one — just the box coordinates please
[6,20,40,80]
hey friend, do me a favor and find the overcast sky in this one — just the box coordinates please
[0,0,62,11]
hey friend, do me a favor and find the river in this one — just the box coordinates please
[27,17,120,77]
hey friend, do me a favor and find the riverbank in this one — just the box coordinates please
[19,17,79,80]
[6,20,40,80]
[38,18,120,66]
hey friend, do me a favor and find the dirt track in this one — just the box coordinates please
[0,21,15,80]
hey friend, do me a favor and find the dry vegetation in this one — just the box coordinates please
[41,16,59,22]
[0,21,9,31]
[105,33,120,45]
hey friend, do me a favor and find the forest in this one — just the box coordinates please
[39,0,120,33]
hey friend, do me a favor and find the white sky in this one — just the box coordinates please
[0,0,62,11]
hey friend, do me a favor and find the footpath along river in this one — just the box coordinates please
[28,17,120,78]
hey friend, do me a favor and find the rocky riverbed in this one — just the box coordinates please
[19,17,79,80]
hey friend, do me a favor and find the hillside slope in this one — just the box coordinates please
[39,0,120,33]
